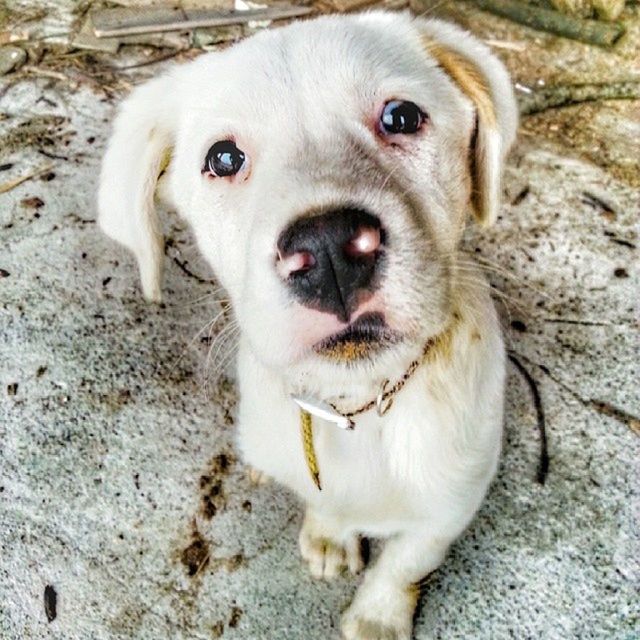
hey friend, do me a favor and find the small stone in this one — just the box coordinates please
[44,585,57,622]
[228,606,243,628]
[0,46,27,75]
[20,196,45,209]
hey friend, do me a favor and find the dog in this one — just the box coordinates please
[98,10,517,639]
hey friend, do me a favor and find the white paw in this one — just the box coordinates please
[298,514,363,580]
[341,583,417,640]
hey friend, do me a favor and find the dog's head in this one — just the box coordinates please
[98,12,517,386]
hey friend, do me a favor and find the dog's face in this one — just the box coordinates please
[99,12,517,383]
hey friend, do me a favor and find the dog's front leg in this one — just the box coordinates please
[299,508,364,580]
[341,527,454,640]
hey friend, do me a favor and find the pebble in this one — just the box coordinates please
[0,46,27,75]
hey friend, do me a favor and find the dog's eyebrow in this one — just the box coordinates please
[420,36,496,128]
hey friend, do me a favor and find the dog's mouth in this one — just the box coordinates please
[313,312,400,362]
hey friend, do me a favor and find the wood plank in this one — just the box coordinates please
[91,5,314,38]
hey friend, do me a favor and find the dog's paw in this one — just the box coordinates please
[341,583,417,640]
[298,515,363,580]
[341,616,410,640]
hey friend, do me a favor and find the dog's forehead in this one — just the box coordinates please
[182,14,432,121]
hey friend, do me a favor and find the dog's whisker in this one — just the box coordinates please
[453,274,534,318]
[458,268,550,299]
[176,290,230,307]
[447,251,550,297]
[202,332,239,397]
[167,315,220,373]
[205,319,240,373]
[458,254,551,300]
[203,307,230,345]
[166,299,234,376]
[204,323,237,372]
[203,323,241,393]
[207,338,240,386]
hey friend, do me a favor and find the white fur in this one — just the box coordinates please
[98,12,517,639]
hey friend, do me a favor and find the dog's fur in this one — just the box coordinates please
[98,11,517,639]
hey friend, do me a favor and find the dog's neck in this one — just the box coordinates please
[284,312,460,415]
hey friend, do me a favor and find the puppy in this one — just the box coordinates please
[98,11,517,640]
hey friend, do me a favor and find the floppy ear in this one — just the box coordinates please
[97,71,181,302]
[418,20,518,226]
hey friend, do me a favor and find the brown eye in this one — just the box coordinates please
[205,140,245,177]
[380,101,426,135]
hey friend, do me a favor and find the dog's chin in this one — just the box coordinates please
[312,312,402,365]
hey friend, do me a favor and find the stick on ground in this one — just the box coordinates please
[517,81,640,115]
[410,0,626,46]
[0,163,55,195]
[508,353,550,485]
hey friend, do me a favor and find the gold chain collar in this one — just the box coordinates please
[292,317,458,490]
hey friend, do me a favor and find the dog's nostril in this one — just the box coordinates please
[344,226,381,259]
[276,250,316,279]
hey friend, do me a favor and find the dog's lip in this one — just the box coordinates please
[313,312,399,353]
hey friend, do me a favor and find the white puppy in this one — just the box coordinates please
[98,11,517,640]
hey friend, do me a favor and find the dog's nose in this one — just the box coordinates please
[276,208,384,322]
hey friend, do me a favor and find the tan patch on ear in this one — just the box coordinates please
[421,36,496,128]
[421,37,499,222]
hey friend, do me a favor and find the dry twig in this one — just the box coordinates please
[517,81,640,115]
[0,163,55,195]
[508,353,550,485]
[470,0,625,45]
[412,0,626,45]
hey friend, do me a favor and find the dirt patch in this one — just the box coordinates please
[228,605,243,628]
[209,605,244,637]
[178,452,241,578]
[199,452,235,520]
[520,100,640,187]
[180,526,210,577]
[0,115,73,158]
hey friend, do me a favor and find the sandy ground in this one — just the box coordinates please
[1,2,638,639]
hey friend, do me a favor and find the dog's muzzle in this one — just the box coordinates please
[276,208,385,323]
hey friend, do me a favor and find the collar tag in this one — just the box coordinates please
[291,394,355,430]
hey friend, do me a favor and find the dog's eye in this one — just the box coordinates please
[204,140,246,177]
[380,101,425,135]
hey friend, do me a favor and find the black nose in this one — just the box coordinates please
[276,208,385,323]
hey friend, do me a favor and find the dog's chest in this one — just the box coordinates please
[236,313,505,531]
[237,363,499,529]
[244,403,423,520]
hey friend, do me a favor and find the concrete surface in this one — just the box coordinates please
[1,2,639,639]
